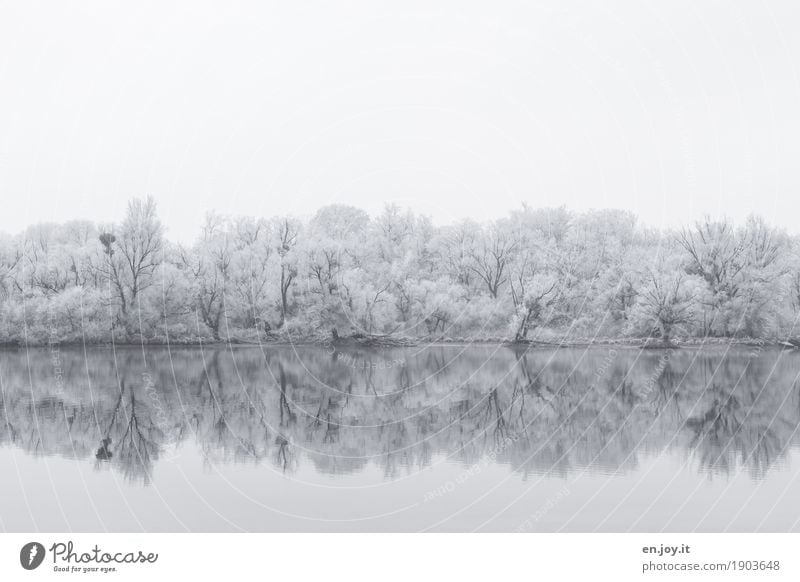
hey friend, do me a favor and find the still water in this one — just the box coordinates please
[1,344,799,532]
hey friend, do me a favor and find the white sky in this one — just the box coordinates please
[1,0,799,242]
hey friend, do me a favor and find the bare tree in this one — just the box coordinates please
[0,239,22,300]
[469,220,517,298]
[274,217,300,327]
[99,197,164,321]
[438,221,478,288]
[638,271,695,344]
[677,217,744,333]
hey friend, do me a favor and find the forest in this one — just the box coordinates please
[0,197,798,345]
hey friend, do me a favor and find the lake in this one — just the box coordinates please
[1,344,799,532]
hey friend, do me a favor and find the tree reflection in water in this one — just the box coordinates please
[0,345,798,485]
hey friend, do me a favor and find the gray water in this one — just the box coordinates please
[1,344,799,532]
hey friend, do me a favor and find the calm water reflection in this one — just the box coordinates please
[1,345,799,531]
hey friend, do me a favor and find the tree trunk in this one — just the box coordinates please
[661,322,671,345]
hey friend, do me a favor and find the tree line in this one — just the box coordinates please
[0,197,797,345]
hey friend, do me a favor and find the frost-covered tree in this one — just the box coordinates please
[98,196,164,325]
[273,216,300,328]
[468,219,517,299]
[633,270,698,344]
[2,199,800,345]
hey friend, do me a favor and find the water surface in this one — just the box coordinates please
[1,344,799,531]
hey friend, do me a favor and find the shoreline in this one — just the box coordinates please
[2,336,789,350]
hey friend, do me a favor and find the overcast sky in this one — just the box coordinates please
[1,0,799,242]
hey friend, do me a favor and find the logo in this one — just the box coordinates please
[20,542,46,570]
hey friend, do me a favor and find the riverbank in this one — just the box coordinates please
[2,334,789,350]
